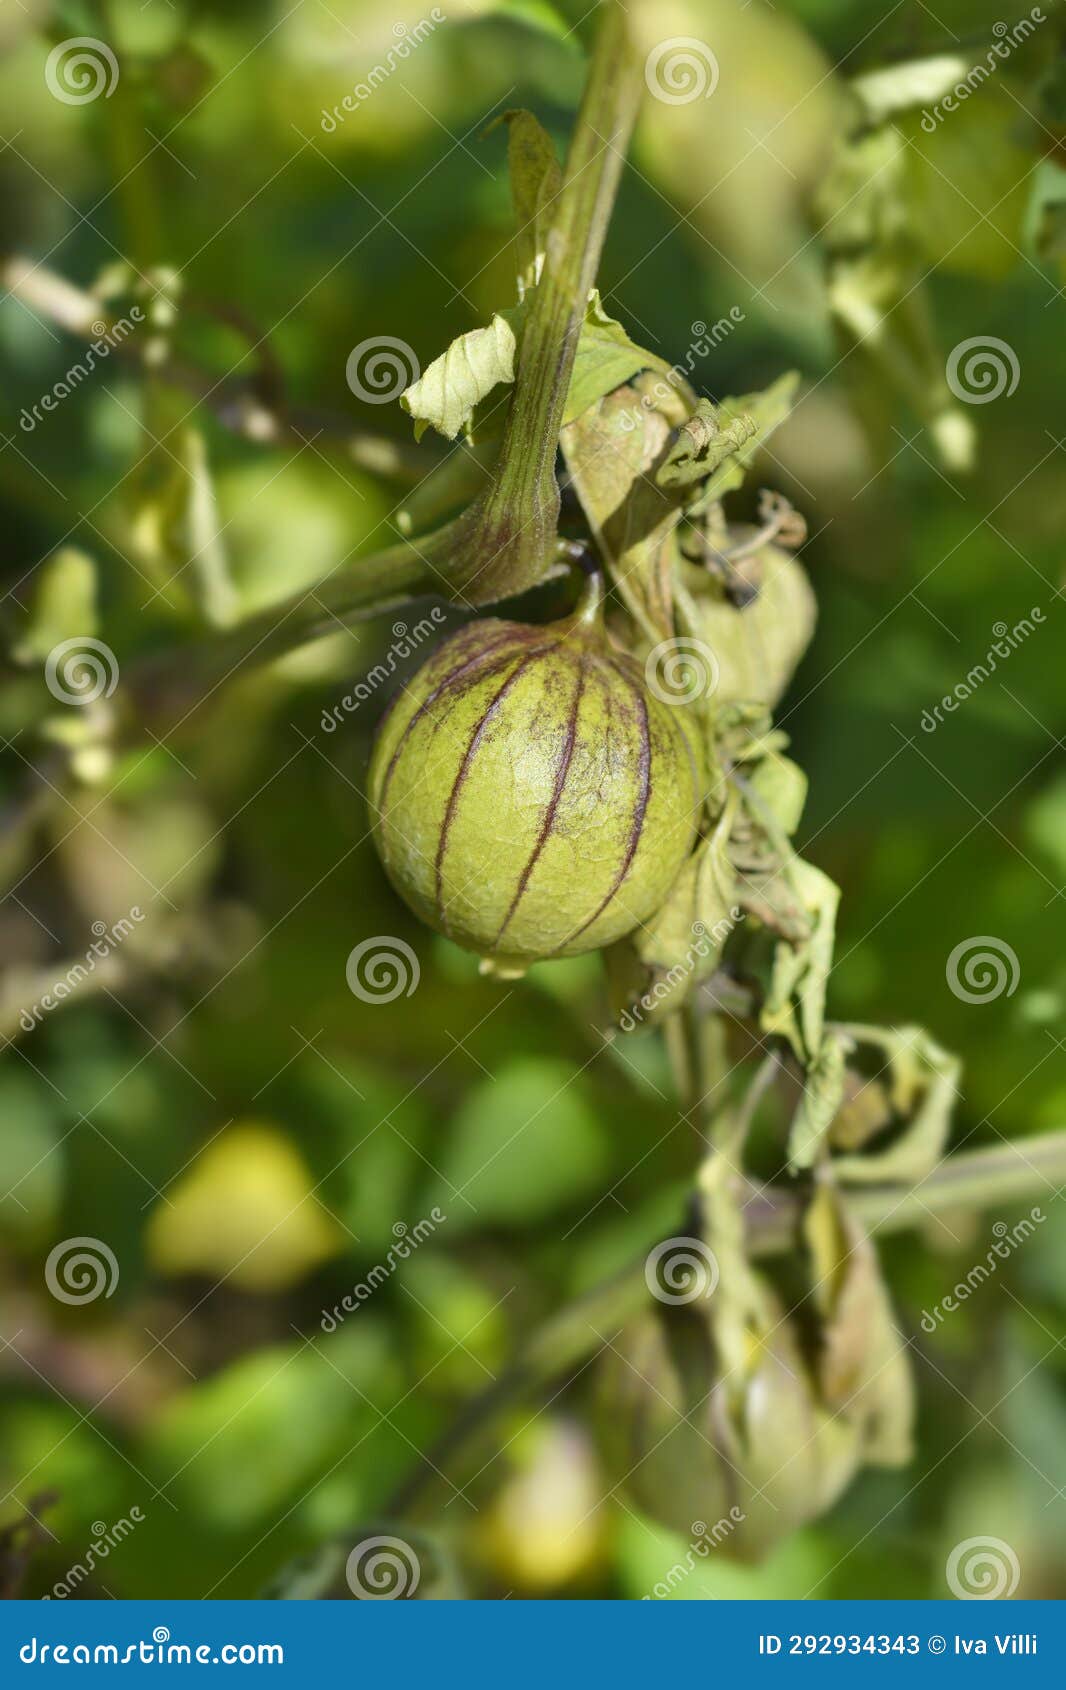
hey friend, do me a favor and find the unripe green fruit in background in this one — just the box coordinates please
[600,1296,862,1563]
[368,590,700,973]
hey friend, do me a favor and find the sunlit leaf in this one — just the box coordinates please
[401,314,517,441]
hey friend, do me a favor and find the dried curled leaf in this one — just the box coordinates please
[760,859,840,1062]
[831,1026,962,1185]
[657,373,799,498]
[401,315,517,442]
[803,1183,914,1466]
[788,1029,847,1172]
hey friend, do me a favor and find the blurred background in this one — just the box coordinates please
[1,0,1064,1599]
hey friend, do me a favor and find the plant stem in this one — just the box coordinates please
[446,0,642,603]
[385,1129,1066,1516]
[122,1,643,733]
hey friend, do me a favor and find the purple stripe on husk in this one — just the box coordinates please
[374,630,527,815]
[433,649,546,932]
[494,653,588,946]
[561,665,652,948]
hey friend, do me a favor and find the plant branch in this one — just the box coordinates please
[0,256,429,484]
[385,1129,1066,1517]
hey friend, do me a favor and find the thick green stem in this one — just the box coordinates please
[447,0,642,603]
[121,1,644,735]
[386,1129,1066,1516]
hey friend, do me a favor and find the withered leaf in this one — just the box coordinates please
[788,1029,847,1172]
[562,381,684,643]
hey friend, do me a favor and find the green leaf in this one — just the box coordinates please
[401,314,517,442]
[657,373,799,498]
[13,548,98,663]
[561,375,688,642]
[747,752,808,837]
[503,109,562,299]
[564,291,677,426]
[428,1059,606,1227]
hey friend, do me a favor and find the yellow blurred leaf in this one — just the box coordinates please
[146,1121,344,1291]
